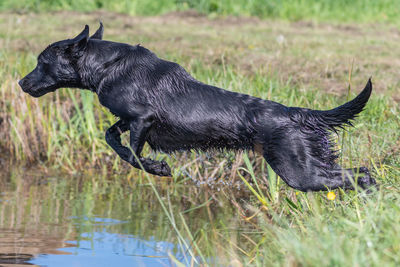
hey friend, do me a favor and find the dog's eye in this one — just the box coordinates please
[37,61,49,72]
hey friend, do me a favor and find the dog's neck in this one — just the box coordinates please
[78,40,142,94]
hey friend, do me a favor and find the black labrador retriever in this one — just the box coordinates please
[19,23,376,192]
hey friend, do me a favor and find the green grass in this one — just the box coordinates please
[1,11,400,266]
[1,0,400,24]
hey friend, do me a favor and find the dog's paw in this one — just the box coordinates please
[152,160,171,176]
[141,158,171,177]
[358,172,378,193]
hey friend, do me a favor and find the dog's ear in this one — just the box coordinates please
[90,22,103,40]
[70,25,89,51]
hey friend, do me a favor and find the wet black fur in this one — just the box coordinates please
[19,24,377,192]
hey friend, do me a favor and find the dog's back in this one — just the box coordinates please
[145,79,276,152]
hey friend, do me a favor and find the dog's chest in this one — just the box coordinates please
[98,96,125,117]
[98,91,142,119]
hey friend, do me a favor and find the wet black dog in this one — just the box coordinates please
[19,24,376,191]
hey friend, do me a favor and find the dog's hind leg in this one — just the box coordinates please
[261,130,376,192]
[263,152,339,192]
[331,167,377,190]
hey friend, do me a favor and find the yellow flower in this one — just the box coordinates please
[327,191,336,201]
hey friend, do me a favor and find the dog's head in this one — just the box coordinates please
[19,23,103,97]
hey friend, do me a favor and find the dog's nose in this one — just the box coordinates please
[18,79,27,91]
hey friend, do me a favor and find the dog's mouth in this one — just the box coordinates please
[28,89,49,98]
[32,85,58,97]
[20,84,57,98]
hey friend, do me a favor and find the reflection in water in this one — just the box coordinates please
[0,227,74,255]
[0,166,250,266]
[0,252,35,266]
[32,227,185,266]
[0,221,187,267]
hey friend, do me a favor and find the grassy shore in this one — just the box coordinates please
[1,11,400,266]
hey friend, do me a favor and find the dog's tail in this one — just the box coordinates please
[290,79,372,131]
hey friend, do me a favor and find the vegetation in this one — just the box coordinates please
[1,8,400,267]
[1,0,400,24]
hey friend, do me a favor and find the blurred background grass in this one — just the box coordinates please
[1,0,400,24]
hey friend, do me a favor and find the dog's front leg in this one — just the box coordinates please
[105,119,133,163]
[105,119,171,176]
[129,119,171,176]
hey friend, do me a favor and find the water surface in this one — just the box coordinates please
[0,166,250,266]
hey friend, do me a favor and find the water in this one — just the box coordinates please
[0,166,250,266]
[31,231,186,266]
